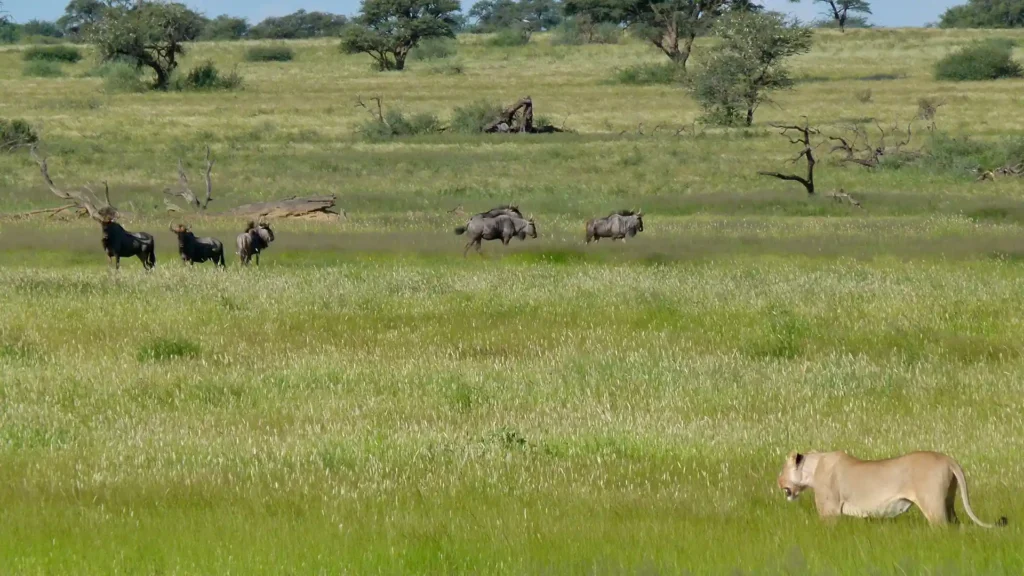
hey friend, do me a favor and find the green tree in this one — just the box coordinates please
[23,19,66,38]
[940,0,1024,28]
[248,10,348,39]
[57,0,106,36]
[341,0,460,71]
[690,11,813,126]
[468,0,562,31]
[90,1,205,90]
[200,15,249,40]
[563,0,760,68]
[801,0,871,32]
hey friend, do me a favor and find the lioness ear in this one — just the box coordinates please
[795,453,804,467]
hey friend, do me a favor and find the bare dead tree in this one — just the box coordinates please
[829,119,915,169]
[28,146,115,221]
[356,95,387,125]
[163,146,215,211]
[758,119,820,195]
[917,97,944,132]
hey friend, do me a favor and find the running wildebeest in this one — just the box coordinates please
[585,210,644,244]
[454,214,537,256]
[474,204,523,219]
[236,220,275,266]
[102,218,156,270]
[170,223,225,267]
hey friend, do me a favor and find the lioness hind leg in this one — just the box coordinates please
[918,495,954,526]
[945,482,960,525]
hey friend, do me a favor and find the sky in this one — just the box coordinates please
[4,0,964,27]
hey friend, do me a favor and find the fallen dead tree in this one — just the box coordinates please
[225,195,344,220]
[484,97,567,134]
[163,147,214,212]
[829,119,918,169]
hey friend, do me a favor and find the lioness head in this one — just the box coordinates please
[777,452,807,501]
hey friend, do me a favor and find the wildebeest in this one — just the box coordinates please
[585,210,644,244]
[474,204,523,219]
[170,223,225,267]
[454,214,537,256]
[236,220,275,266]
[102,218,156,270]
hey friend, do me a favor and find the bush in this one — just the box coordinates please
[136,337,201,362]
[172,61,244,91]
[101,62,147,93]
[934,40,1022,81]
[22,60,65,78]
[615,62,684,85]
[429,60,465,75]
[926,132,1024,174]
[552,19,620,45]
[245,45,295,62]
[488,27,531,47]
[23,45,82,63]
[410,37,457,60]
[450,101,503,134]
[0,118,39,152]
[359,108,441,140]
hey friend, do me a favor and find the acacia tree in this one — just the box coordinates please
[691,11,812,126]
[808,0,871,32]
[564,0,760,69]
[341,0,460,71]
[940,0,1024,28]
[90,1,204,90]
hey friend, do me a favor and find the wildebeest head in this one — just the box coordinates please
[170,222,194,247]
[518,216,538,240]
[635,210,644,232]
[256,221,275,244]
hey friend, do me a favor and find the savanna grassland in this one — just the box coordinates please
[2,28,1024,575]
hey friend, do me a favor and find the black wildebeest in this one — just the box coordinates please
[236,220,275,266]
[102,218,156,270]
[170,223,225,267]
[454,214,537,256]
[586,210,644,244]
[474,204,523,219]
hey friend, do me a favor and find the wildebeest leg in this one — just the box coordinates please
[463,241,473,257]
[255,252,260,266]
[475,239,483,256]
[114,256,121,270]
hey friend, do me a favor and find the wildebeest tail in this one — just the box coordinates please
[454,225,467,235]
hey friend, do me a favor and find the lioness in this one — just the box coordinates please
[777,450,1007,527]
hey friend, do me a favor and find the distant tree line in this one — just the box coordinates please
[939,0,1024,28]
[0,0,349,43]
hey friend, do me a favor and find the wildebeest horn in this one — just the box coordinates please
[169,221,176,232]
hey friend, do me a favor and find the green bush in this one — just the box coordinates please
[410,37,457,60]
[615,62,684,85]
[244,45,295,62]
[136,337,201,362]
[552,19,620,45]
[101,62,147,93]
[488,27,531,47]
[934,40,1022,81]
[359,108,441,140]
[23,45,82,63]
[173,60,244,91]
[450,101,503,134]
[22,60,65,78]
[0,118,39,152]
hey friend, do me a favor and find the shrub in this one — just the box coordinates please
[855,89,872,103]
[429,60,465,75]
[552,18,620,45]
[450,100,503,134]
[23,45,82,63]
[410,37,457,60]
[359,108,441,140]
[488,27,531,47]
[136,337,201,362]
[245,45,295,62]
[0,118,39,152]
[100,62,148,93]
[172,60,244,91]
[934,40,1022,81]
[615,62,683,85]
[22,60,65,78]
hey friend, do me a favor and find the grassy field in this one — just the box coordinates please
[2,28,1024,574]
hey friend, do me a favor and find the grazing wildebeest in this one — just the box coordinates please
[585,210,644,244]
[474,204,523,219]
[454,214,537,256]
[102,218,156,270]
[170,223,225,267]
[236,220,275,266]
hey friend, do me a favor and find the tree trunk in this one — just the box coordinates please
[746,107,754,127]
[394,51,407,71]
[153,65,169,90]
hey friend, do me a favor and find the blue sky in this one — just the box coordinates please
[5,0,963,27]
